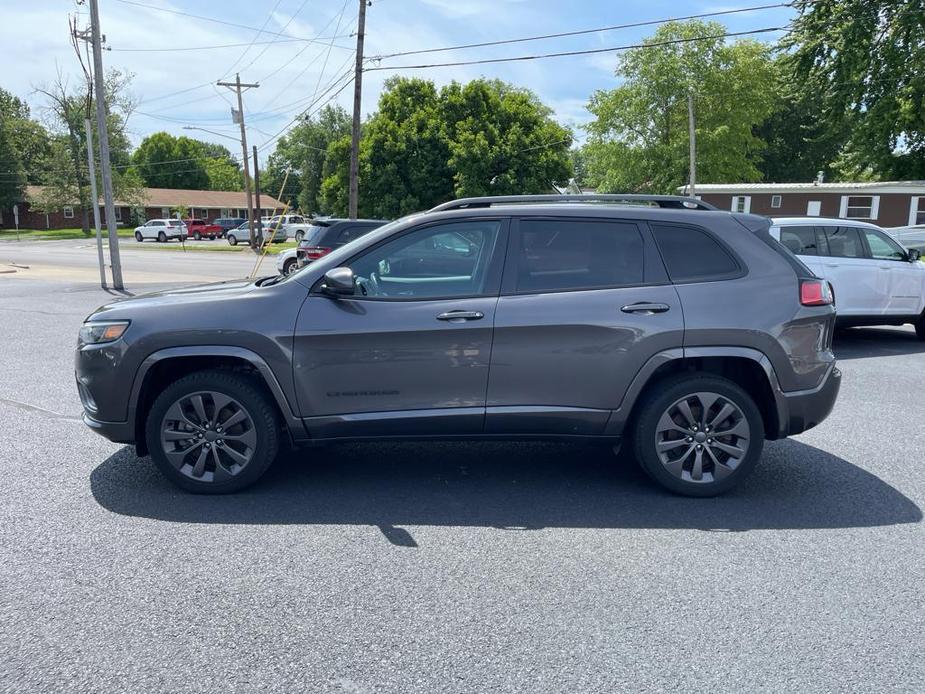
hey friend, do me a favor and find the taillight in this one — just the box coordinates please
[303,246,331,260]
[800,279,834,306]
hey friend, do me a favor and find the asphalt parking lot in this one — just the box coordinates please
[1,267,924,692]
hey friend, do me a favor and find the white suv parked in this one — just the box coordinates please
[133,219,186,242]
[771,217,925,338]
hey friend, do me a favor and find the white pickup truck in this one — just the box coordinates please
[267,214,315,241]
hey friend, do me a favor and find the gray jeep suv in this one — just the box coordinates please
[76,195,841,497]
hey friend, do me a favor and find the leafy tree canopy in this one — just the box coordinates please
[316,77,572,219]
[784,0,925,179]
[581,20,777,193]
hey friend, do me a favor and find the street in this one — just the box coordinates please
[0,248,923,693]
[0,238,264,284]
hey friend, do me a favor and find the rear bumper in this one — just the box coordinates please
[778,364,841,437]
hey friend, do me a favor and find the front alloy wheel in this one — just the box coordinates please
[633,375,764,496]
[146,371,279,493]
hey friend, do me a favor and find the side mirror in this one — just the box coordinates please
[321,267,355,296]
[908,248,921,262]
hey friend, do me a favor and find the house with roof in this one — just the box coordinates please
[1,186,286,230]
[679,181,925,228]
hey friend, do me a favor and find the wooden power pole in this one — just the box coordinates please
[348,0,367,220]
[88,0,124,288]
[218,74,259,247]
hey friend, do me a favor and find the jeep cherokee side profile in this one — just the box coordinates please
[76,195,841,497]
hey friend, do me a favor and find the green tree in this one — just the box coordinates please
[264,104,351,212]
[318,77,572,218]
[0,120,24,219]
[131,133,210,189]
[33,69,139,232]
[443,79,572,198]
[0,88,51,185]
[785,0,925,179]
[582,20,777,193]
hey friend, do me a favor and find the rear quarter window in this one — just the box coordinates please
[651,223,742,282]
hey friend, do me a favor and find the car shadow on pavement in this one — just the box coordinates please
[90,439,921,534]
[834,326,925,360]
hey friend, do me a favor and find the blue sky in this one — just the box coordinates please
[6,0,795,160]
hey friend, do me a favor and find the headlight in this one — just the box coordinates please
[79,320,130,345]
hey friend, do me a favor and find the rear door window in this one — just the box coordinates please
[651,224,741,282]
[820,226,865,258]
[778,225,821,256]
[513,219,644,293]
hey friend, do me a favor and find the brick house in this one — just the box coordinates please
[1,186,286,230]
[680,181,925,228]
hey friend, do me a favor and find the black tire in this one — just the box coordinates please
[145,370,280,494]
[915,314,925,341]
[295,230,304,243]
[134,231,143,242]
[227,233,237,246]
[282,258,297,275]
[157,231,167,243]
[632,374,765,497]
[193,231,201,240]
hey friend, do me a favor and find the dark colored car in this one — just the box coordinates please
[212,217,247,237]
[296,218,390,266]
[184,219,222,240]
[76,194,840,497]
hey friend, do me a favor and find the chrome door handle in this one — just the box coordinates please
[621,302,670,314]
[436,310,484,322]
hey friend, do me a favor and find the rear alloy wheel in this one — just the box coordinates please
[146,371,279,493]
[193,231,201,240]
[157,231,167,242]
[915,313,925,341]
[283,258,298,275]
[134,231,143,242]
[227,233,238,246]
[295,231,304,243]
[633,375,764,497]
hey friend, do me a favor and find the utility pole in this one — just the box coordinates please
[218,74,258,247]
[348,0,368,220]
[252,146,262,246]
[84,118,106,288]
[88,0,124,288]
[687,92,697,197]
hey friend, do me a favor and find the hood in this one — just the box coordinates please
[87,278,263,320]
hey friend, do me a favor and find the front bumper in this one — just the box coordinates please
[779,364,842,437]
[82,411,136,444]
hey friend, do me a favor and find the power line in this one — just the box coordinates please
[111,37,352,52]
[369,2,793,60]
[219,0,285,81]
[366,26,787,71]
[111,0,355,47]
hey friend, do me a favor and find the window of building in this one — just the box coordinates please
[63,206,74,219]
[820,226,864,258]
[778,226,820,256]
[160,207,170,218]
[840,195,879,220]
[731,196,751,214]
[909,197,925,226]
[114,207,122,221]
[771,195,782,208]
[514,219,644,293]
[652,224,741,282]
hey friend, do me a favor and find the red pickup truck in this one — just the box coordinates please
[184,219,223,240]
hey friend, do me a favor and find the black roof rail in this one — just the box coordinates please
[429,194,717,212]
